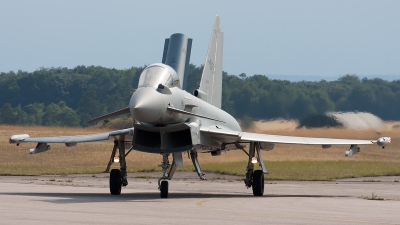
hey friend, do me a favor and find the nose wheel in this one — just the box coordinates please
[158,154,174,198]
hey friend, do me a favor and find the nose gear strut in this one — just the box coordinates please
[158,154,171,189]
[158,154,172,198]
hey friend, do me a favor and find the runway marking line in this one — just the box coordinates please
[196,198,399,224]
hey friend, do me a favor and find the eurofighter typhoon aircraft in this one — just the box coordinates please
[10,16,391,198]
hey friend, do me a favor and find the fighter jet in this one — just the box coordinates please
[9,16,391,198]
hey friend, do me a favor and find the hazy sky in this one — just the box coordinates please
[1,0,399,78]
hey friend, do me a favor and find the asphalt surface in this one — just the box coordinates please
[1,173,400,224]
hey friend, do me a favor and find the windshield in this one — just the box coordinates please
[138,64,180,88]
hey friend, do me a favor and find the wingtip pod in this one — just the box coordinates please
[9,134,30,145]
[377,137,391,149]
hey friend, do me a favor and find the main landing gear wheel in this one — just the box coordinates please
[110,169,122,195]
[252,170,264,196]
[160,180,169,198]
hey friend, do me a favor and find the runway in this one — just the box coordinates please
[1,173,399,224]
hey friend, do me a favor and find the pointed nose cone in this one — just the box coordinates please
[130,88,164,123]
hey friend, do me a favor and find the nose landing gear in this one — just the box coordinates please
[158,154,172,198]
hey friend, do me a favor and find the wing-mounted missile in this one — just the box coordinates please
[30,143,50,154]
[345,144,360,157]
[9,134,30,146]
[377,137,391,149]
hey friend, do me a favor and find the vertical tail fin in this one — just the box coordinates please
[198,15,224,108]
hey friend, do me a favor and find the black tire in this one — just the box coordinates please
[110,169,122,195]
[252,170,264,196]
[160,180,168,198]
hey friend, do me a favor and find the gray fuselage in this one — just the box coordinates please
[127,63,241,154]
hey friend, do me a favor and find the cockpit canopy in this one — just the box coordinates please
[138,63,180,89]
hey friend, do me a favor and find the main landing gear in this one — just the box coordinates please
[242,142,268,196]
[105,140,132,195]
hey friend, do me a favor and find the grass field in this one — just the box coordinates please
[1,121,399,180]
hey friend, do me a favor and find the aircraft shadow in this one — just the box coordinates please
[0,192,349,204]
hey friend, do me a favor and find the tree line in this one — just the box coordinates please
[1,65,399,127]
